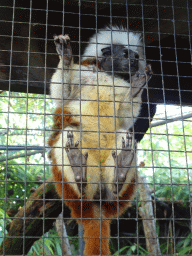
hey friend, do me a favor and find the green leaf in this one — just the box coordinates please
[178,246,192,255]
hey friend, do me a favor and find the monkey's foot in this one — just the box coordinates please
[54,34,72,66]
[131,64,153,98]
[65,131,88,194]
[112,133,136,195]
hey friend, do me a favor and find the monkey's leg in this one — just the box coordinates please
[65,131,88,194]
[112,133,136,195]
[131,64,153,97]
[53,34,72,66]
[83,218,111,255]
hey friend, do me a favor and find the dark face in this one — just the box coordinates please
[100,45,139,81]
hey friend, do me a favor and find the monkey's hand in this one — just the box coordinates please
[131,64,153,98]
[54,34,72,66]
[65,131,88,195]
[112,133,136,195]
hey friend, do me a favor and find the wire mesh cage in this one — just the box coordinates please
[0,0,192,255]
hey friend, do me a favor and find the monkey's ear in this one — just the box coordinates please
[101,46,112,56]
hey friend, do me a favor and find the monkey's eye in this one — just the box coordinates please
[135,53,139,59]
[101,46,112,56]
[123,49,128,58]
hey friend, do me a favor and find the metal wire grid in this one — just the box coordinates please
[0,0,191,255]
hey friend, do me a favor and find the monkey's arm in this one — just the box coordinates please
[50,35,73,105]
[54,35,72,66]
[130,64,153,98]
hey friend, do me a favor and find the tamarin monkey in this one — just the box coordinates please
[48,31,152,255]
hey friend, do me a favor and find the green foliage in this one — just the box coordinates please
[0,91,53,227]
[176,233,192,255]
[138,115,192,203]
[0,208,11,246]
[113,241,148,255]
[138,106,192,254]
[160,233,192,255]
[28,227,62,255]
[0,159,48,210]
[0,91,53,147]
[28,226,79,255]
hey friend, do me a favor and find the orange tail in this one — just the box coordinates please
[83,219,111,255]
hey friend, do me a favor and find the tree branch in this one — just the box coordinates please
[0,176,62,255]
[139,176,161,256]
